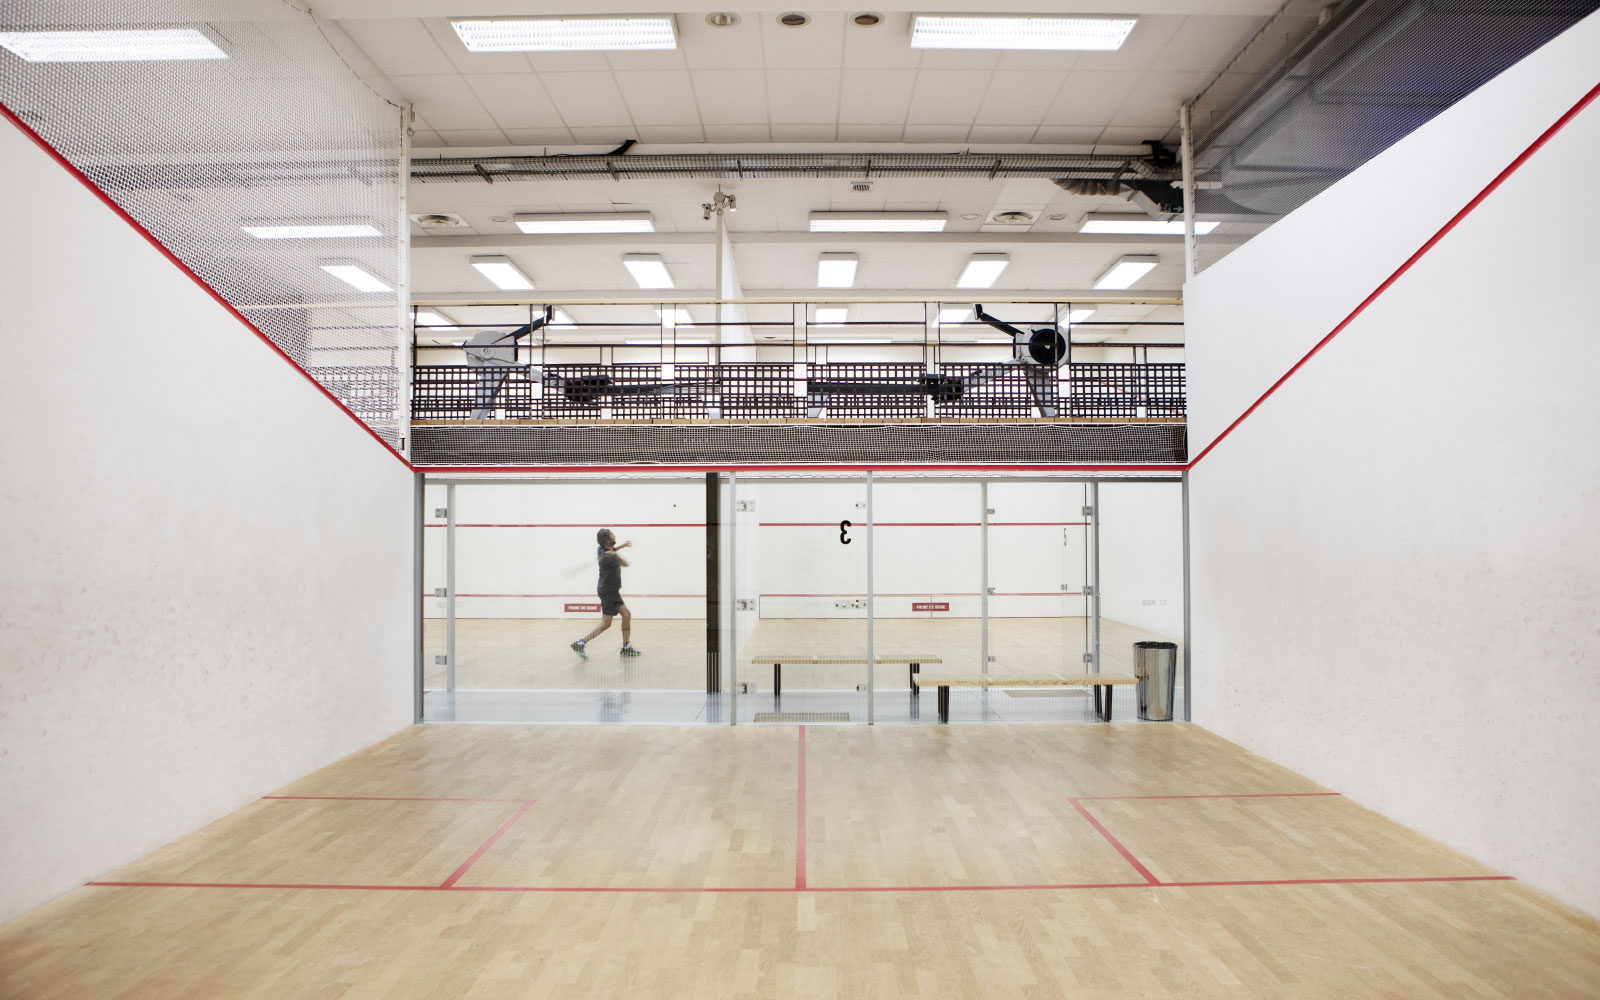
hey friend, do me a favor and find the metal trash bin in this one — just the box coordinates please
[1133,641,1178,721]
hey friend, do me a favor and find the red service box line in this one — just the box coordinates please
[564,603,600,613]
[912,602,950,612]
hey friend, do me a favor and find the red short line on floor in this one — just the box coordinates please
[1164,875,1515,888]
[1071,798,1160,885]
[439,801,535,888]
[263,795,534,803]
[1073,792,1341,801]
[796,726,808,890]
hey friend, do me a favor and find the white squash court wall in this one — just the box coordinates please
[1186,12,1600,917]
[0,121,415,923]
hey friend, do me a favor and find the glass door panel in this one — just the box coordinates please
[1097,481,1185,720]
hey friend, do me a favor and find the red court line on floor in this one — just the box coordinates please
[85,874,1513,894]
[796,726,808,890]
[439,801,535,888]
[1187,78,1600,471]
[1074,792,1341,801]
[264,795,533,803]
[0,102,415,474]
[1070,798,1160,885]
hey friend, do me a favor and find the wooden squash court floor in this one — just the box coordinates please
[4,723,1599,998]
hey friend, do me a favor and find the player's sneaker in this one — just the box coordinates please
[570,640,588,658]
[620,644,642,656]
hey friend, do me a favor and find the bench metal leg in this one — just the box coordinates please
[938,685,949,723]
[909,662,919,694]
[1093,685,1113,722]
[773,664,781,699]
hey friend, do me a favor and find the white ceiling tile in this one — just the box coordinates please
[1155,15,1271,72]
[842,13,920,69]
[838,69,916,125]
[976,70,1071,127]
[836,124,904,141]
[996,50,1082,72]
[1033,126,1105,144]
[339,18,454,77]
[678,14,766,69]
[410,129,444,147]
[704,124,771,142]
[760,12,846,70]
[615,70,702,126]
[389,74,499,130]
[540,71,632,127]
[636,125,707,143]
[568,126,637,144]
[902,125,971,143]
[463,73,565,130]
[604,45,686,72]
[522,51,611,73]
[907,70,990,126]
[1073,15,1184,73]
[967,126,1037,143]
[770,124,838,142]
[1113,71,1214,127]
[503,128,577,147]
[917,49,1000,71]
[1043,71,1141,128]
[436,129,511,146]
[419,19,532,75]
[691,70,769,125]
[766,70,841,124]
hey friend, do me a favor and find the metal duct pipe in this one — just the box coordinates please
[408,151,1177,184]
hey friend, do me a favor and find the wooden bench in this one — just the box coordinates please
[747,654,943,697]
[911,672,1138,723]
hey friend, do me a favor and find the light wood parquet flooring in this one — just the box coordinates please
[4,724,1597,999]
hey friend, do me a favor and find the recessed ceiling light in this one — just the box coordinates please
[513,212,655,234]
[817,252,859,288]
[415,309,459,332]
[1093,255,1158,290]
[810,212,946,233]
[853,13,883,27]
[778,12,811,27]
[451,16,677,52]
[1079,213,1219,236]
[705,12,741,27]
[320,264,391,293]
[960,213,982,221]
[623,253,674,289]
[242,223,382,239]
[956,253,1009,289]
[814,306,848,325]
[470,255,535,290]
[911,15,1137,51]
[0,28,227,62]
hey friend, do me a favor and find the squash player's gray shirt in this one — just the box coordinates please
[597,550,622,598]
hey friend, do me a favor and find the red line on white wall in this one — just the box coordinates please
[1186,79,1600,470]
[0,101,416,473]
[424,523,707,529]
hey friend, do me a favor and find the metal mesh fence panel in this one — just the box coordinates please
[0,1,405,448]
[1189,0,1596,273]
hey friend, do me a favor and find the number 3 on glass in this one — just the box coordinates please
[839,519,852,545]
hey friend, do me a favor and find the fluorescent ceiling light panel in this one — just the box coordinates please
[812,338,892,345]
[623,254,674,289]
[938,306,975,324]
[451,16,676,52]
[814,307,848,325]
[911,15,1136,51]
[550,309,576,327]
[1062,307,1096,323]
[513,212,655,234]
[1093,255,1158,290]
[956,253,1009,289]
[320,265,391,293]
[627,338,709,345]
[470,255,535,290]
[1079,213,1219,236]
[810,212,946,233]
[816,253,859,288]
[242,223,382,239]
[415,309,458,331]
[656,308,695,326]
[0,29,227,62]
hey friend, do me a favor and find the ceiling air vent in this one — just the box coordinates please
[411,213,466,228]
[989,210,1036,224]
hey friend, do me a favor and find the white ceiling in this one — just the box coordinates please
[326,4,1276,333]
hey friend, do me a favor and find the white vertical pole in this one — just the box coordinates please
[866,472,875,725]
[980,481,990,676]
[1089,482,1101,674]
[445,482,456,694]
[396,105,414,458]
[729,472,738,725]
[1180,102,1197,280]
[1181,473,1193,722]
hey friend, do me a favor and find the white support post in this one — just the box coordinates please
[1180,102,1197,280]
